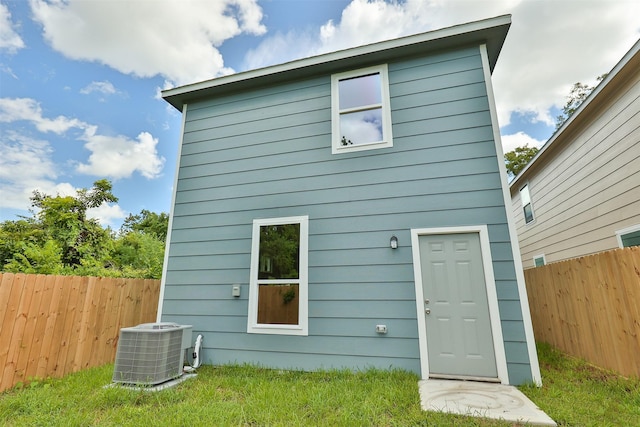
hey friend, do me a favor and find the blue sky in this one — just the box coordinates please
[1,0,638,229]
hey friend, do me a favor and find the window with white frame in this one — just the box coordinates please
[520,184,534,224]
[533,254,546,267]
[247,216,308,335]
[616,224,640,248]
[331,64,393,154]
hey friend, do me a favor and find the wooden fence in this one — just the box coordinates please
[0,273,160,392]
[524,246,640,377]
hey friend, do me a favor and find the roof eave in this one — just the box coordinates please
[162,14,511,110]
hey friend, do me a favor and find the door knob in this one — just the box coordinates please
[425,308,431,314]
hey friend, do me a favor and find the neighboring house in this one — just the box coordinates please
[158,15,541,386]
[510,39,640,269]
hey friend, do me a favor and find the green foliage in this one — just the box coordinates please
[259,223,300,280]
[0,179,168,279]
[30,180,117,267]
[504,144,539,177]
[111,231,165,279]
[120,209,169,240]
[555,74,607,130]
[3,240,63,275]
[0,218,44,267]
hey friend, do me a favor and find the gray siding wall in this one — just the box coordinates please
[512,68,640,268]
[161,45,533,384]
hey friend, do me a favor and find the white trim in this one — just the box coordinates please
[156,103,188,322]
[247,215,309,336]
[616,223,640,248]
[532,254,546,267]
[479,44,542,385]
[411,225,509,385]
[331,64,393,154]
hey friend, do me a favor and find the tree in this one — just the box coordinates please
[555,74,607,130]
[3,240,63,275]
[0,218,44,267]
[29,179,117,268]
[120,209,169,240]
[111,231,165,279]
[1,179,169,279]
[504,145,539,178]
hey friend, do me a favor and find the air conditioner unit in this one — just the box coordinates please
[112,322,193,386]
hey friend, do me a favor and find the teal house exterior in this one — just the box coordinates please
[158,15,541,386]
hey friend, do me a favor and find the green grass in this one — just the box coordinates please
[518,342,640,427]
[1,343,638,426]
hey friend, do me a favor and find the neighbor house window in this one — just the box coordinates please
[331,64,393,154]
[520,184,535,224]
[247,216,308,335]
[533,255,546,267]
[616,224,640,248]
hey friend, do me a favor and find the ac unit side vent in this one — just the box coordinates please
[112,323,192,386]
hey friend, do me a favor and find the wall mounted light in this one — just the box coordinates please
[390,235,398,249]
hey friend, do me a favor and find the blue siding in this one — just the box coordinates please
[161,45,533,383]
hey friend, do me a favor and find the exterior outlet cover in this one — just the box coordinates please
[232,285,241,297]
[376,325,387,334]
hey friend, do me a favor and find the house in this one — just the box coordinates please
[158,15,541,386]
[510,39,640,269]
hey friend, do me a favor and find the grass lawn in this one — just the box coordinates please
[1,343,638,426]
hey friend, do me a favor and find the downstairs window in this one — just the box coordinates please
[247,216,308,335]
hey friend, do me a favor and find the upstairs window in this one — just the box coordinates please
[247,216,308,335]
[331,64,393,154]
[520,184,535,224]
[533,254,546,267]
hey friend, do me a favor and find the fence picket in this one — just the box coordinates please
[525,246,640,377]
[0,274,24,390]
[0,273,160,392]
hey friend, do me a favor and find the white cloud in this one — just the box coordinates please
[0,2,24,53]
[500,131,544,153]
[0,131,73,211]
[0,130,126,224]
[76,131,165,180]
[492,0,640,128]
[29,0,266,86]
[87,202,127,228]
[243,0,640,138]
[0,97,165,180]
[80,80,117,95]
[0,97,91,134]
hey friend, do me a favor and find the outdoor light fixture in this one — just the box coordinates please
[390,235,398,249]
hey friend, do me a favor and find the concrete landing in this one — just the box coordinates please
[419,379,556,426]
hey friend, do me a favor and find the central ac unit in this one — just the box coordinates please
[112,322,193,386]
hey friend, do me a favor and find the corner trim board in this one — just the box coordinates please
[156,103,188,322]
[479,43,542,386]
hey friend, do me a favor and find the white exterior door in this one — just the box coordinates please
[412,227,506,381]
